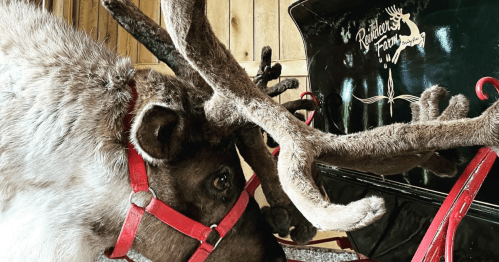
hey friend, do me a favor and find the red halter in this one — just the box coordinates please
[105,82,250,262]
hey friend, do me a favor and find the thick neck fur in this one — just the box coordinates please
[0,2,135,260]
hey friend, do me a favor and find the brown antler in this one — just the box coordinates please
[101,0,211,93]
[160,0,499,231]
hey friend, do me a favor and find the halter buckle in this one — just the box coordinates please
[200,224,223,250]
[128,187,156,208]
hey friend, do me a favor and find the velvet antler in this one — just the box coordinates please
[160,0,499,231]
[409,86,467,177]
[101,0,211,94]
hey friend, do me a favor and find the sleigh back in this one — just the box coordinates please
[290,0,499,261]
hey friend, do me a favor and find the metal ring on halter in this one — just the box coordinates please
[299,91,319,126]
[129,187,157,205]
[208,224,223,250]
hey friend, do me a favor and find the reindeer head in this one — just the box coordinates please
[386,5,409,30]
[120,69,286,261]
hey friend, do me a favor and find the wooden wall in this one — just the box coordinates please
[206,0,309,105]
[46,0,309,103]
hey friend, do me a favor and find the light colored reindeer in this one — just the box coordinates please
[0,1,288,261]
[386,5,426,64]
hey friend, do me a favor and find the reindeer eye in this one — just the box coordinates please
[213,173,229,190]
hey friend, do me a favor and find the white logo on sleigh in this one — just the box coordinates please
[354,6,423,116]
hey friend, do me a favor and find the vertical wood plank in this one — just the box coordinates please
[229,0,253,61]
[159,0,166,30]
[52,0,65,18]
[117,0,139,62]
[138,0,160,63]
[98,3,118,52]
[206,0,230,48]
[279,0,305,60]
[45,0,54,10]
[70,0,79,26]
[32,0,53,10]
[116,20,128,57]
[78,0,99,40]
[254,0,279,61]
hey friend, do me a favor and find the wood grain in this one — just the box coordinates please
[279,0,305,60]
[229,0,253,61]
[206,0,230,47]
[78,0,99,40]
[254,0,279,61]
[98,2,118,52]
[138,0,160,63]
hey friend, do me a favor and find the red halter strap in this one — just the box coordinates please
[106,82,250,262]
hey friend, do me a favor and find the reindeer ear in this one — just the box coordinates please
[132,104,182,161]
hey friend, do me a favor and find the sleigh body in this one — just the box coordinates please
[289,0,499,261]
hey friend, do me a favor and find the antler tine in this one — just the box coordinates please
[101,0,211,93]
[386,6,394,15]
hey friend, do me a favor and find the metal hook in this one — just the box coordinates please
[300,91,320,105]
[475,77,499,100]
[300,92,320,126]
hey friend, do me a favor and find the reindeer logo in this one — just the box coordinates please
[354,5,424,116]
[386,6,426,64]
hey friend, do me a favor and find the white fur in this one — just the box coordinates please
[0,2,133,261]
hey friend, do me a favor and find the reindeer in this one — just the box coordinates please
[2,0,499,261]
[0,1,289,261]
[386,5,426,64]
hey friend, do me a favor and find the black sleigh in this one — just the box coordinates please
[288,0,499,261]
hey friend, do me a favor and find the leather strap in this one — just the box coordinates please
[145,197,213,242]
[109,204,146,258]
[146,190,250,240]
[124,81,149,193]
[213,190,249,237]
[127,141,149,193]
[110,189,249,261]
[188,241,214,262]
